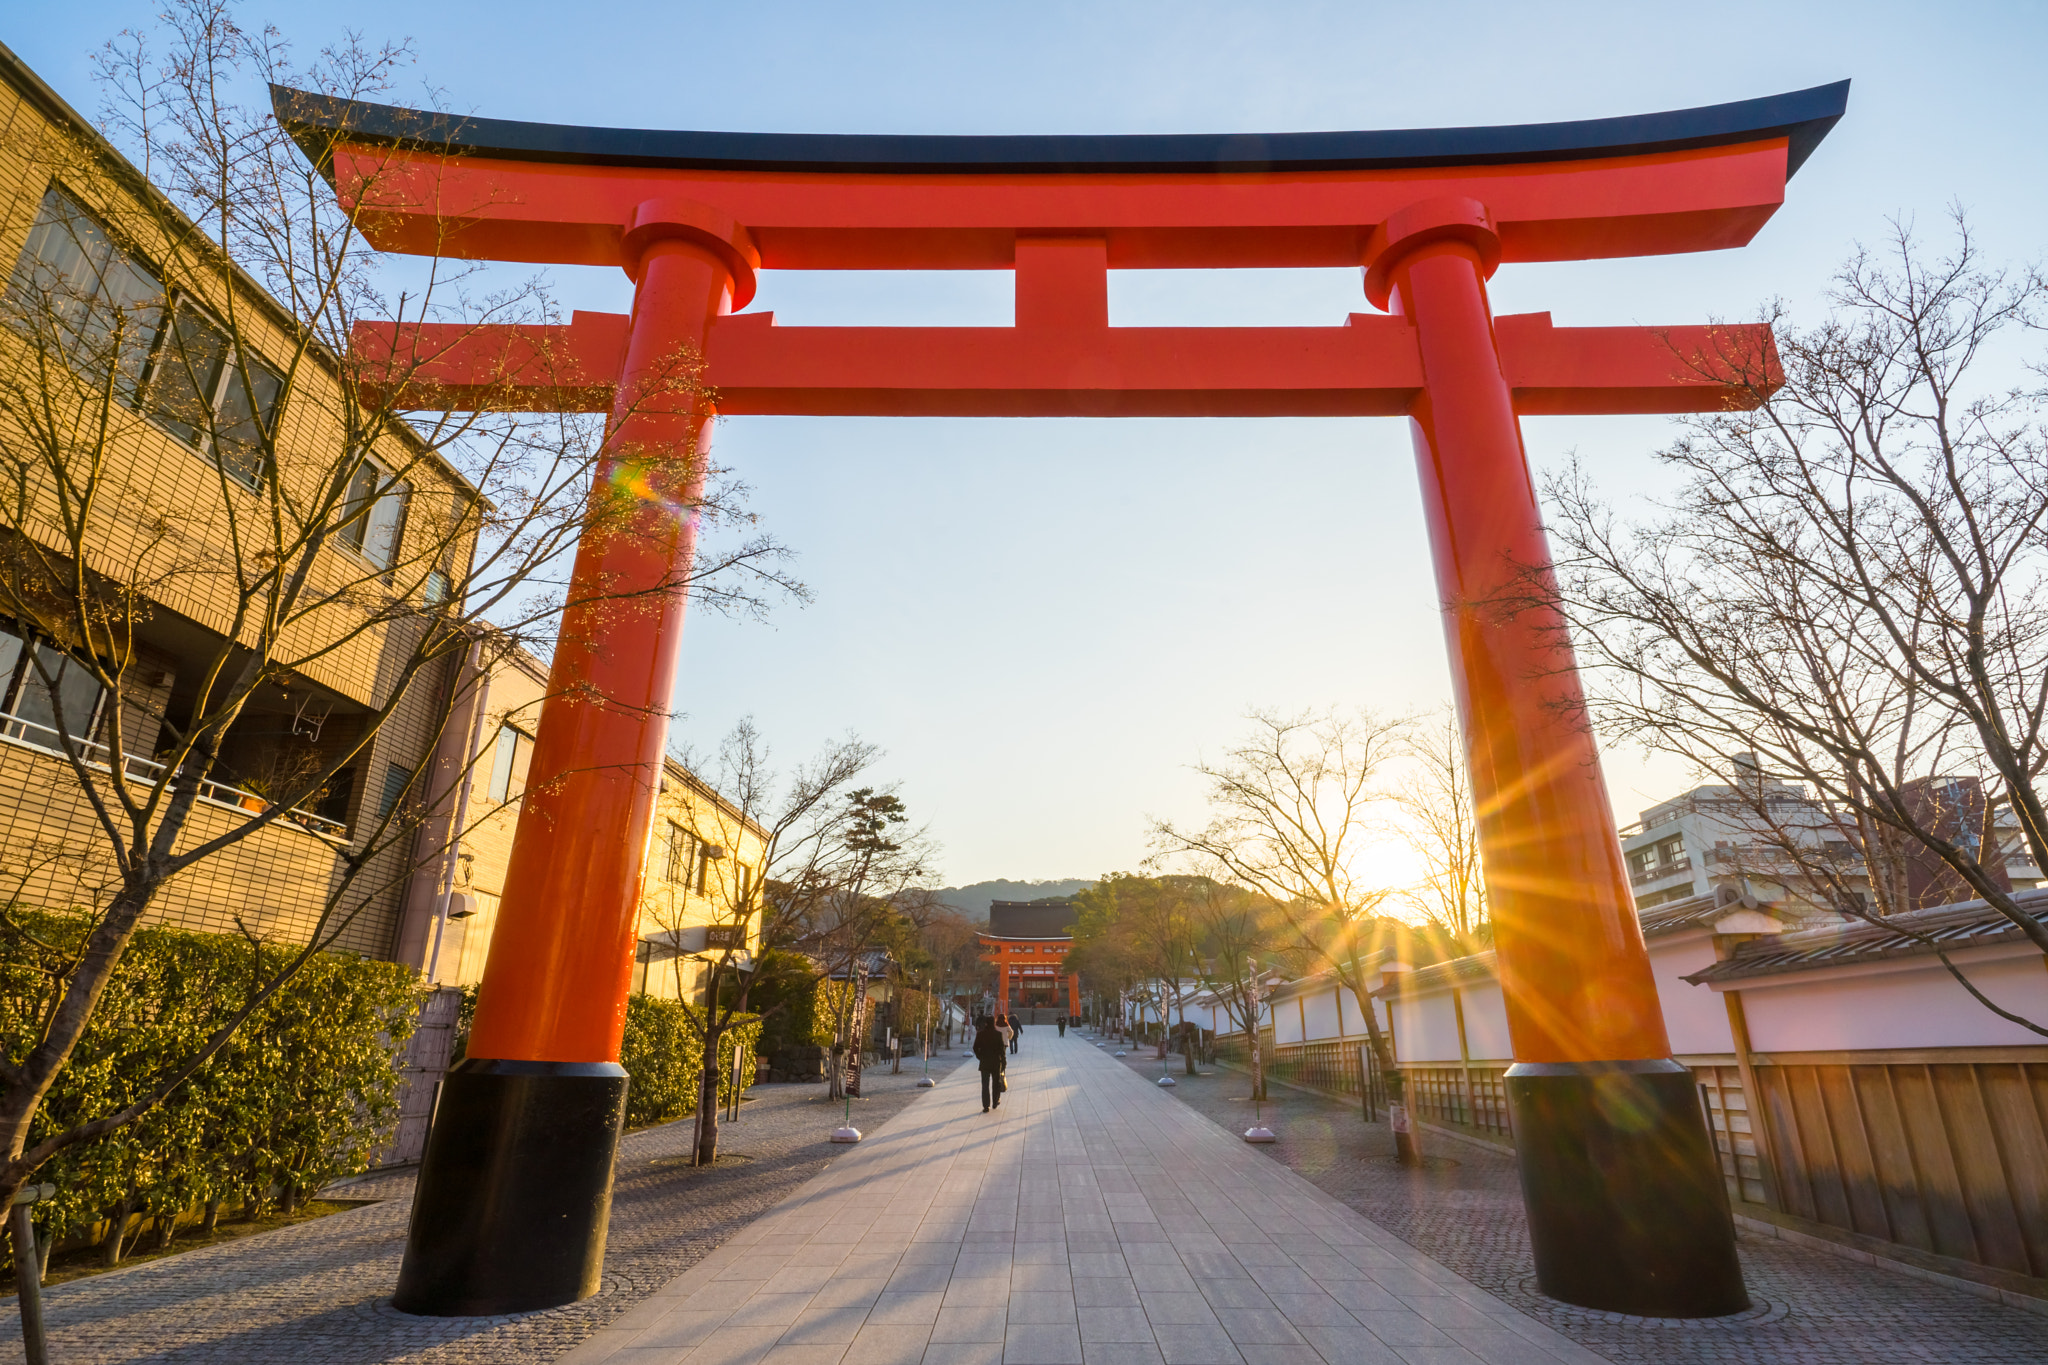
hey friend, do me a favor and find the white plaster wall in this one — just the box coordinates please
[1389,991,1464,1063]
[1302,988,1343,1042]
[1458,980,1513,1061]
[1734,951,2048,1052]
[1339,988,1372,1038]
[1651,935,1736,1055]
[1274,999,1304,1044]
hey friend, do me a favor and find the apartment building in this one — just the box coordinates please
[393,638,768,997]
[633,760,769,1001]
[1618,755,1866,917]
[0,44,473,957]
[1621,755,2043,916]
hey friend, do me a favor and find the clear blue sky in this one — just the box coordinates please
[13,2,2047,885]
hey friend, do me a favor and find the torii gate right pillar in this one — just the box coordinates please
[1366,197,1746,1317]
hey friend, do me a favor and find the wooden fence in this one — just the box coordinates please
[1215,1035,1394,1119]
[1400,1063,1514,1138]
[1747,1048,2048,1279]
[1688,1058,1774,1208]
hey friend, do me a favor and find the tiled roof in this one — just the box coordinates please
[1373,890,1808,997]
[1261,944,1432,1002]
[1684,890,2048,986]
[1375,952,1499,997]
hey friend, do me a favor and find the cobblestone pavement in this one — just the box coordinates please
[571,1032,1603,1365]
[0,1057,968,1364]
[1115,1047,2048,1364]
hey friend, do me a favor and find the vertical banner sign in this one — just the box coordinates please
[844,965,871,1098]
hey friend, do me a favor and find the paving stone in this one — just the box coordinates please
[1081,1344,1165,1365]
[921,1343,1003,1365]
[1007,1292,1079,1324]
[25,1037,2045,1365]
[1125,1052,2048,1365]
[0,1064,969,1364]
[1003,1322,1084,1365]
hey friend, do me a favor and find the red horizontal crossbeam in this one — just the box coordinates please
[329,142,1790,273]
[353,310,1774,419]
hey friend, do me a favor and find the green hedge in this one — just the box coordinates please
[618,997,761,1128]
[0,911,423,1269]
[747,950,848,1057]
[452,987,761,1130]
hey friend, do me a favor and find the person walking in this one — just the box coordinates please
[973,1016,1007,1112]
[1057,1016,1066,1037]
[1010,1018,1022,1054]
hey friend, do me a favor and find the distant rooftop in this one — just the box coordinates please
[987,899,1076,940]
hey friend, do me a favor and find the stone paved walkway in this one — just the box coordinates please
[0,1059,966,1364]
[571,1033,1603,1365]
[1120,1048,2048,1364]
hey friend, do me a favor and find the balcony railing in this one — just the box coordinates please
[0,709,349,842]
[1704,844,1866,871]
[1628,856,1693,886]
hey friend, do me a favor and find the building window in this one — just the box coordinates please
[338,459,408,569]
[486,724,531,803]
[4,185,163,398]
[0,618,106,748]
[148,302,282,489]
[665,822,692,884]
[5,185,282,490]
[376,762,413,821]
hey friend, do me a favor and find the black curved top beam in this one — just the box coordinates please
[273,80,1848,181]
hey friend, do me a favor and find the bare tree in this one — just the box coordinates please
[1182,874,1285,1095]
[678,722,936,1155]
[0,2,802,1216]
[1071,874,1202,1071]
[916,905,981,1045]
[1542,212,2048,1034]
[1395,711,1489,948]
[1149,708,1411,1113]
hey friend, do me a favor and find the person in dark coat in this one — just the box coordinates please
[972,1017,1007,1112]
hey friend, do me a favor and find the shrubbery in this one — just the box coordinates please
[748,949,847,1058]
[0,911,423,1272]
[617,997,761,1129]
[452,986,762,1130]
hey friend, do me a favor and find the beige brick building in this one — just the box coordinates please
[0,42,765,991]
[394,643,768,996]
[0,43,476,957]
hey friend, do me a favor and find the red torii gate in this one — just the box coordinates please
[277,80,1846,1320]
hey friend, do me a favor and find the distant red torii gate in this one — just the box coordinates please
[276,80,1846,1320]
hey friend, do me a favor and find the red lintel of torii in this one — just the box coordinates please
[350,306,1772,419]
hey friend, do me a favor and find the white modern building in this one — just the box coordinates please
[1620,756,1867,915]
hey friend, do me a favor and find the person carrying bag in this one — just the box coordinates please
[973,1017,1008,1112]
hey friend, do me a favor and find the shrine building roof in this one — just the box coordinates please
[987,900,1077,940]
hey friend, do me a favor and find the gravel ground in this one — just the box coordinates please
[0,1056,968,1365]
[1114,1046,2048,1365]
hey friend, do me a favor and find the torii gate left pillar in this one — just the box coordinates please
[279,79,1847,1322]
